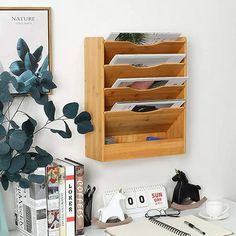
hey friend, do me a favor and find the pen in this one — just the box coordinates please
[184,221,206,235]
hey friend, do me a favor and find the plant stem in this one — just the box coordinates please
[7,96,25,131]
[33,115,66,135]
[10,96,25,121]
[3,100,13,116]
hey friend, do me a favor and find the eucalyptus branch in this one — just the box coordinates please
[33,115,67,135]
[1,121,9,124]
[0,38,93,191]
[3,100,13,116]
[10,96,25,122]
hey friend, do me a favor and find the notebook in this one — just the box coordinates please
[105,215,234,236]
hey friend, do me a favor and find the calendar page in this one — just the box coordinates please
[103,185,168,216]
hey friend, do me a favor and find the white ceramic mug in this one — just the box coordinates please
[206,201,229,218]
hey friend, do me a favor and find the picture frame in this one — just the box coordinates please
[0,7,52,94]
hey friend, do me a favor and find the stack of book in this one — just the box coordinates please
[14,158,84,236]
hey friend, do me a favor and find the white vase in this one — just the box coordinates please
[0,191,9,236]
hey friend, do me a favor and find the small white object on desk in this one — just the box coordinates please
[199,200,230,221]
[98,190,126,223]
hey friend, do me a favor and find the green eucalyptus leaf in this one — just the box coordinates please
[38,56,49,74]
[6,129,14,141]
[19,178,30,188]
[15,82,25,93]
[63,102,79,119]
[8,154,26,174]
[33,46,43,62]
[35,146,49,156]
[0,113,4,123]
[35,93,48,105]
[44,101,55,121]
[24,114,37,127]
[41,71,53,81]
[18,70,37,92]
[0,90,12,103]
[18,138,33,153]
[50,121,72,139]
[9,76,19,90]
[0,72,13,103]
[0,71,11,83]
[28,174,45,184]
[10,121,19,129]
[35,154,53,167]
[10,61,26,76]
[77,120,94,134]
[1,174,9,190]
[0,125,6,140]
[0,142,10,155]
[29,86,40,100]
[17,38,30,61]
[0,153,11,170]
[5,172,21,182]
[24,52,38,72]
[64,121,72,138]
[22,157,38,174]
[41,78,57,90]
[74,111,91,124]
[9,130,27,151]
[28,152,37,157]
[22,119,35,137]
[0,101,3,112]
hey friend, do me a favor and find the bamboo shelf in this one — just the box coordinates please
[84,37,187,162]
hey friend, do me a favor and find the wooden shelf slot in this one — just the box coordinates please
[104,63,186,87]
[104,138,185,161]
[105,107,185,136]
[104,37,186,64]
[104,86,185,110]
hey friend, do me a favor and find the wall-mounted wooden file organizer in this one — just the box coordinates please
[85,37,187,162]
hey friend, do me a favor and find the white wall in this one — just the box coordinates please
[1,0,236,230]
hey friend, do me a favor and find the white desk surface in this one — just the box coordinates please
[9,199,236,236]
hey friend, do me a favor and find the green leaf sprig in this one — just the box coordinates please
[0,38,93,190]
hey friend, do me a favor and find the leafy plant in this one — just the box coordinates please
[0,38,93,190]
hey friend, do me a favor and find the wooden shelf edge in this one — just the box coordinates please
[104,38,186,48]
[103,138,185,161]
[104,62,185,70]
[105,107,185,116]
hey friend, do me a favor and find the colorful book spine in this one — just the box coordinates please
[58,164,66,236]
[47,165,60,236]
[65,158,84,235]
[56,159,75,236]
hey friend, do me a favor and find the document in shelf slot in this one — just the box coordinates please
[111,100,185,111]
[109,54,185,67]
[106,32,181,44]
[111,76,187,89]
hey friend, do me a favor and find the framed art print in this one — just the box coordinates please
[0,7,51,93]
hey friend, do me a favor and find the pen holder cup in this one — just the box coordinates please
[84,195,93,227]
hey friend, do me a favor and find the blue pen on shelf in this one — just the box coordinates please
[146,136,161,141]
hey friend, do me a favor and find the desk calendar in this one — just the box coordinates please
[103,185,168,216]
